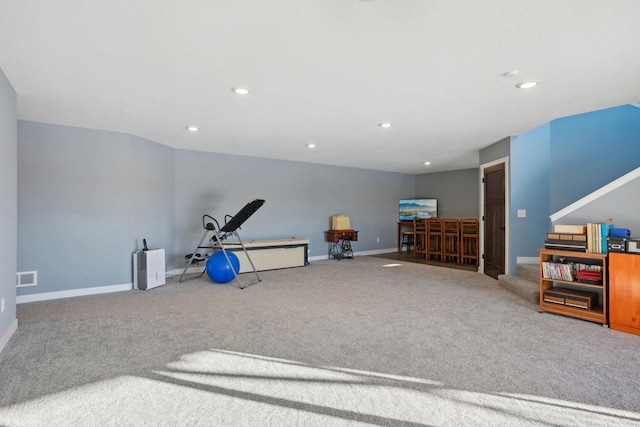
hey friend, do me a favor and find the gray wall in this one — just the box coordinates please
[552,170,640,237]
[16,122,416,297]
[504,105,640,270]
[14,104,640,302]
[414,168,480,219]
[479,137,510,166]
[174,149,415,267]
[17,121,174,296]
[127,135,175,259]
[0,69,17,349]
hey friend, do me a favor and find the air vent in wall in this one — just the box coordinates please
[17,271,37,287]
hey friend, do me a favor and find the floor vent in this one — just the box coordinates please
[17,271,37,287]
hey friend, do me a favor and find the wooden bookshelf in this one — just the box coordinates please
[538,248,608,326]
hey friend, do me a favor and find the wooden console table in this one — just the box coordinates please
[326,229,358,259]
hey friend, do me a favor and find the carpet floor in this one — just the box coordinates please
[1,256,639,426]
[370,250,478,272]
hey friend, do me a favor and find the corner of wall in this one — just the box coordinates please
[0,66,18,354]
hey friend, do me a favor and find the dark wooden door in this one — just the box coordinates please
[484,163,505,279]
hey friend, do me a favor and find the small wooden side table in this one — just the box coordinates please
[325,229,358,259]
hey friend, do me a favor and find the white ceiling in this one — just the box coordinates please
[1,0,640,174]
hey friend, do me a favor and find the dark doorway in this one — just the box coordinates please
[484,163,506,279]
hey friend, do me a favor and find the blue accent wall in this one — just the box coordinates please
[550,105,640,213]
[508,104,640,270]
[510,124,550,272]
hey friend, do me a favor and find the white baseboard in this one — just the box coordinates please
[17,283,133,304]
[0,318,18,354]
[166,266,205,277]
[169,261,320,276]
[309,247,397,262]
[517,256,539,265]
[355,248,398,256]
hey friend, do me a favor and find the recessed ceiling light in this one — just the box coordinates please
[516,81,538,89]
[232,86,251,95]
[379,122,392,128]
[306,143,316,148]
[424,161,431,165]
[186,126,199,132]
[502,70,519,78]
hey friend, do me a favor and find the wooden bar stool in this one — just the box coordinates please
[459,218,479,265]
[413,217,427,258]
[426,218,443,261]
[401,230,414,252]
[443,219,460,263]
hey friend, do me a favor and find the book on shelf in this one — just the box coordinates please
[577,270,603,285]
[602,222,614,253]
[553,224,587,234]
[541,261,602,282]
[541,261,575,281]
[575,263,602,272]
[586,220,614,253]
[586,223,596,253]
[545,221,614,253]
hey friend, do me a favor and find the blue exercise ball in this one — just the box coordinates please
[206,251,240,283]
